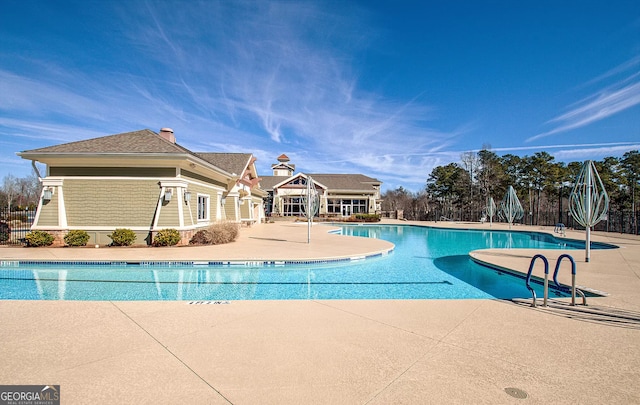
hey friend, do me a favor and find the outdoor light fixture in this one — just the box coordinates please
[42,188,53,201]
[164,189,173,202]
[221,197,227,206]
[184,191,191,203]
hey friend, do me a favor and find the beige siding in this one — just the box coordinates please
[240,199,251,219]
[182,170,227,188]
[157,189,180,227]
[64,179,159,227]
[37,196,59,226]
[50,167,176,177]
[209,193,219,222]
[182,197,194,227]
[184,183,220,223]
[224,196,238,220]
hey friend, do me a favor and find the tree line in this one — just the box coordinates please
[1,173,41,212]
[381,149,640,234]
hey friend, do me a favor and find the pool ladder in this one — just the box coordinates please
[525,253,587,308]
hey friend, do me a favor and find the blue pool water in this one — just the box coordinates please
[0,225,613,301]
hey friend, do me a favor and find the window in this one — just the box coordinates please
[353,199,367,214]
[197,195,209,221]
[328,198,369,216]
[283,196,304,216]
[290,177,307,186]
[327,199,340,214]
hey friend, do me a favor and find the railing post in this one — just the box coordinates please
[571,273,576,306]
[526,254,549,308]
[544,271,548,307]
[553,254,585,306]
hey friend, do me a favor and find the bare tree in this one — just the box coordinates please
[460,151,479,211]
[2,174,17,212]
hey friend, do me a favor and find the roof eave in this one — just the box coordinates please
[18,152,236,179]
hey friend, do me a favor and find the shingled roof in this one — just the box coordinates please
[260,173,380,191]
[259,176,288,190]
[309,174,381,191]
[20,129,193,155]
[196,153,252,176]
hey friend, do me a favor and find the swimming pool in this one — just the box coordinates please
[0,225,613,301]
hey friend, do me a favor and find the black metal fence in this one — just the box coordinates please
[1,206,637,245]
[0,208,36,245]
[418,208,639,235]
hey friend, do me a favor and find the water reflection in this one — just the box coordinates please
[0,225,615,300]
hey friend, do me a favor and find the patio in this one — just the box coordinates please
[0,220,638,404]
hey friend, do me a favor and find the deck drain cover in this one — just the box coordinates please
[504,387,528,399]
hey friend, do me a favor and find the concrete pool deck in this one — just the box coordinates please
[1,220,639,404]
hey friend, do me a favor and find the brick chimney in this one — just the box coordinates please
[159,127,175,143]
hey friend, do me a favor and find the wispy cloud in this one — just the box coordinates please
[553,144,640,161]
[112,1,460,184]
[528,57,640,142]
[0,1,481,190]
[2,1,637,192]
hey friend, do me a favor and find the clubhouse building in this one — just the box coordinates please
[18,129,382,245]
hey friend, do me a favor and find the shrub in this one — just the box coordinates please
[0,222,10,243]
[210,222,239,245]
[355,213,381,222]
[64,230,90,247]
[153,228,181,246]
[25,230,55,247]
[108,228,137,246]
[189,222,239,245]
[189,229,213,245]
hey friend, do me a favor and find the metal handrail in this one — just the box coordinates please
[525,254,549,307]
[554,223,566,237]
[553,254,587,306]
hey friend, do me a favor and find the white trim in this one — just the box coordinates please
[42,178,64,187]
[39,176,227,192]
[197,193,210,222]
[185,191,194,226]
[57,186,67,227]
[33,188,45,228]
[31,226,70,230]
[216,192,223,221]
[272,173,328,190]
[17,152,236,178]
[41,176,176,181]
[160,180,189,188]
[182,178,226,192]
[152,187,165,229]
[177,188,185,228]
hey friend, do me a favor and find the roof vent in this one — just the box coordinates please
[159,127,175,143]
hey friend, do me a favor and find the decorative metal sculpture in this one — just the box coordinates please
[486,196,497,227]
[301,175,320,243]
[569,160,609,262]
[500,186,524,229]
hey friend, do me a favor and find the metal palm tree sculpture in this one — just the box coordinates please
[500,186,524,229]
[569,160,609,262]
[486,196,497,227]
[301,175,320,243]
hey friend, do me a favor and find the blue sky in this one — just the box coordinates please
[1,0,639,191]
